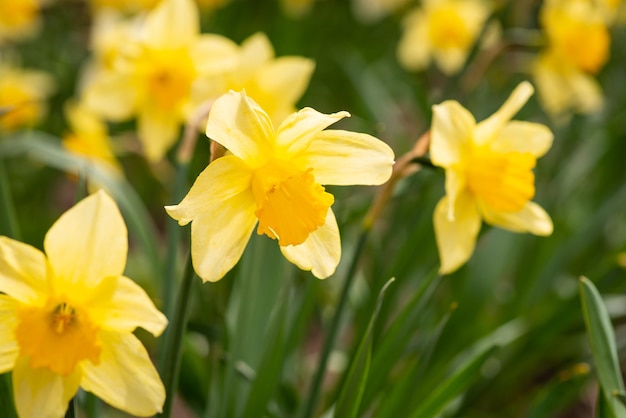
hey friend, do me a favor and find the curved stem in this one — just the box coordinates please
[159,252,195,418]
[0,158,21,240]
[301,229,370,418]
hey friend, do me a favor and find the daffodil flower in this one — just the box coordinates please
[397,0,490,75]
[0,190,167,418]
[431,82,554,274]
[166,90,394,282]
[83,0,239,161]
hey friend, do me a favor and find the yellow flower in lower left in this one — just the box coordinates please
[0,190,167,418]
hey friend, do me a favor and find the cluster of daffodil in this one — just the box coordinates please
[3,0,625,416]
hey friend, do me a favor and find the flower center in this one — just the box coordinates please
[548,13,609,74]
[428,6,472,50]
[142,48,196,110]
[251,160,334,247]
[15,298,101,376]
[465,148,536,212]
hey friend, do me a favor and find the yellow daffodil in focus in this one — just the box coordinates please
[0,190,167,418]
[0,0,40,43]
[0,61,54,132]
[533,0,610,116]
[431,82,554,274]
[83,0,239,161]
[62,101,122,174]
[166,90,394,282]
[397,0,490,75]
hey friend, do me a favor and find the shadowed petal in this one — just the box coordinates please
[206,91,274,167]
[12,356,81,418]
[189,191,258,282]
[480,201,553,236]
[280,209,341,279]
[302,129,394,185]
[276,109,349,157]
[430,100,475,167]
[0,296,18,373]
[44,190,127,289]
[0,237,48,304]
[81,331,165,417]
[434,192,481,274]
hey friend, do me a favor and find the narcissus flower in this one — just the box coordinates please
[83,0,239,161]
[431,82,554,274]
[397,0,490,75]
[533,0,610,116]
[0,61,53,132]
[0,190,167,418]
[166,90,394,282]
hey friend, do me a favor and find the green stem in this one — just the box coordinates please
[0,158,21,240]
[300,229,370,418]
[0,373,17,418]
[64,397,77,418]
[159,252,195,418]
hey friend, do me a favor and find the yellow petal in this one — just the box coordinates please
[280,209,341,279]
[82,70,137,121]
[86,276,167,337]
[44,190,127,289]
[433,48,468,75]
[180,188,258,282]
[397,9,431,71]
[0,295,19,373]
[81,331,165,417]
[238,32,275,80]
[434,192,481,274]
[480,201,553,236]
[0,236,48,304]
[206,90,274,167]
[165,155,253,226]
[254,56,315,122]
[474,81,534,145]
[302,129,394,186]
[443,166,465,220]
[192,34,240,76]
[12,356,81,418]
[568,69,604,114]
[430,100,475,167]
[275,108,349,157]
[490,121,554,158]
[142,0,198,49]
[137,105,180,162]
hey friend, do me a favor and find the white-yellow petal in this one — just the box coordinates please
[81,331,165,417]
[137,105,180,162]
[275,108,349,157]
[474,81,534,145]
[238,32,275,79]
[188,190,258,282]
[192,34,240,76]
[142,0,198,49]
[480,201,553,236]
[206,91,274,167]
[86,276,167,336]
[490,121,554,158]
[0,237,48,304]
[0,295,18,373]
[302,129,394,185]
[397,9,431,71]
[82,70,137,121]
[433,48,468,75]
[165,155,254,226]
[12,356,81,418]
[434,192,482,274]
[280,209,341,279]
[44,190,127,289]
[430,100,475,167]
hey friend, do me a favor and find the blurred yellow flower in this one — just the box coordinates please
[279,0,316,18]
[533,0,610,116]
[397,0,490,75]
[352,0,412,23]
[214,32,315,125]
[0,190,167,418]
[0,0,40,43]
[62,101,121,174]
[0,61,53,132]
[166,90,394,282]
[89,0,159,13]
[430,82,554,274]
[83,0,239,161]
